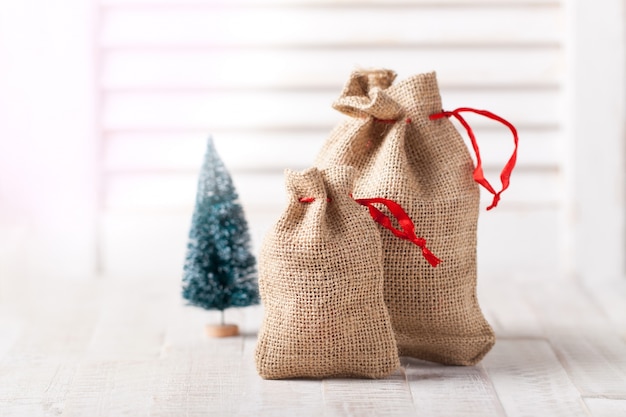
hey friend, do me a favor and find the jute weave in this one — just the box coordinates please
[255,166,399,379]
[315,70,495,365]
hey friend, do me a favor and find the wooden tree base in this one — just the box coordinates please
[205,324,239,338]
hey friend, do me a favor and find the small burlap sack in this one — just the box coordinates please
[255,166,399,379]
[315,69,517,365]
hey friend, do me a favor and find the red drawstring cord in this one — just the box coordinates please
[354,197,441,267]
[299,196,441,267]
[429,108,519,211]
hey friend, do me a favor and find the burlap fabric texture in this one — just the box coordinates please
[255,166,399,379]
[315,69,495,366]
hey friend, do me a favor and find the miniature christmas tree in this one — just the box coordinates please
[182,136,259,337]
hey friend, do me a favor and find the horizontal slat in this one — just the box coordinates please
[100,7,561,47]
[100,211,191,279]
[102,48,562,90]
[102,89,560,130]
[100,210,271,278]
[100,206,560,279]
[104,168,561,212]
[104,132,323,172]
[102,0,559,6]
[103,129,560,172]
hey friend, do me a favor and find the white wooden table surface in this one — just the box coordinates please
[0,274,625,417]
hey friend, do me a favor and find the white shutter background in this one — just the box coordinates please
[98,0,565,280]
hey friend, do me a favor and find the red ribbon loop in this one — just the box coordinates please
[354,197,441,267]
[429,107,518,210]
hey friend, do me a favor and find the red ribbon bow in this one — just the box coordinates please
[354,197,442,267]
[299,196,441,267]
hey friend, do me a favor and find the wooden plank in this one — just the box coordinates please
[551,335,626,397]
[523,283,626,397]
[100,7,561,47]
[404,358,505,416]
[155,322,325,417]
[322,371,415,417]
[162,302,229,349]
[0,281,100,416]
[102,89,559,130]
[101,0,559,6]
[103,128,560,173]
[85,279,175,361]
[64,278,242,417]
[102,90,339,131]
[103,131,325,173]
[103,173,197,210]
[482,339,589,417]
[0,402,57,417]
[583,398,626,417]
[6,277,626,415]
[62,360,159,417]
[0,280,99,356]
[102,47,562,90]
[150,338,245,416]
[234,336,325,417]
[0,356,78,416]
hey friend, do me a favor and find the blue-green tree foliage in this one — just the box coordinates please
[182,137,259,311]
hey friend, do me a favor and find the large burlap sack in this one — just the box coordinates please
[255,166,399,379]
[315,69,503,365]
